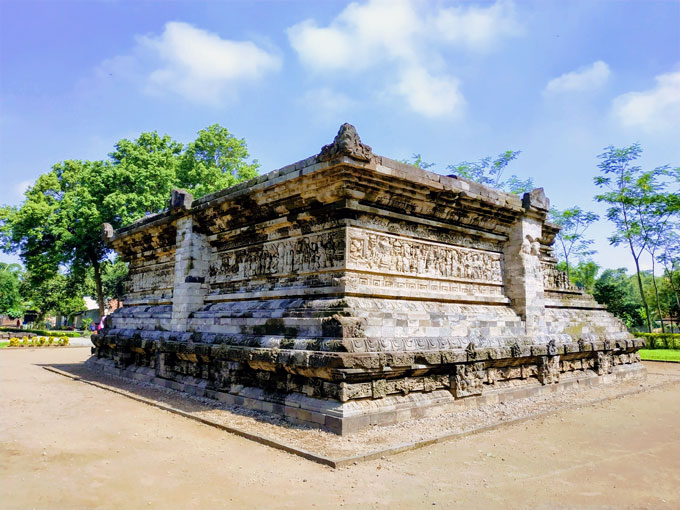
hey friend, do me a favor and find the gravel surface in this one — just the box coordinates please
[51,359,679,460]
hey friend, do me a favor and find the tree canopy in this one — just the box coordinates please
[594,144,679,332]
[0,262,24,318]
[447,150,534,195]
[0,124,259,316]
[550,207,599,278]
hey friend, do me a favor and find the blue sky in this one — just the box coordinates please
[1,0,679,273]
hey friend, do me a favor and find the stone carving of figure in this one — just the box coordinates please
[520,235,533,256]
[276,242,286,273]
[317,240,327,269]
[402,243,411,273]
[350,238,363,262]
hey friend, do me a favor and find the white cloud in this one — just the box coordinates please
[16,180,31,198]
[288,0,421,72]
[394,66,465,118]
[612,70,680,133]
[300,88,356,116]
[287,0,520,117]
[544,61,611,95]
[433,1,522,51]
[99,22,281,105]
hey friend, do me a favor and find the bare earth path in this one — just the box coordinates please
[2,347,679,509]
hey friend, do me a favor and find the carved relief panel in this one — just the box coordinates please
[542,262,579,291]
[209,230,345,283]
[127,260,174,297]
[347,228,503,284]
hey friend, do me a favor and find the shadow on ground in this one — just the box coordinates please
[38,361,317,431]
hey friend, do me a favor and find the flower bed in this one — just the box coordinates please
[8,336,70,347]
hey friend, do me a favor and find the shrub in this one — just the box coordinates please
[0,327,81,338]
[636,333,680,350]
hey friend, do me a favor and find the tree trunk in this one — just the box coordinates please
[665,267,680,332]
[665,267,680,311]
[631,253,652,333]
[91,257,105,316]
[650,258,665,333]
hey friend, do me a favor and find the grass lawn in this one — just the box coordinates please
[639,349,680,362]
[0,341,9,349]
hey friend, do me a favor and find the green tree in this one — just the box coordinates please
[178,124,259,198]
[102,258,129,301]
[0,161,104,311]
[85,257,129,302]
[593,144,669,332]
[401,153,436,170]
[593,268,644,330]
[635,166,680,332]
[557,259,600,294]
[20,271,86,323]
[99,132,183,227]
[447,150,534,194]
[0,262,24,318]
[549,207,599,279]
[0,124,259,315]
[658,232,680,325]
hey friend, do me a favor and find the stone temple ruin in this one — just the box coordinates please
[90,124,645,434]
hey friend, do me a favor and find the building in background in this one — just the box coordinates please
[55,298,123,330]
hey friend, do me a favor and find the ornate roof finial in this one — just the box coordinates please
[319,123,373,162]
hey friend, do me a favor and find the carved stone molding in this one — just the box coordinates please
[538,355,560,385]
[322,315,366,338]
[597,352,613,375]
[453,362,485,397]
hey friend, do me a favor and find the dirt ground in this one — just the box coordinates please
[2,347,679,509]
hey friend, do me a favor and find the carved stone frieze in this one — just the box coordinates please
[127,265,174,294]
[542,262,579,291]
[210,231,344,282]
[355,215,504,252]
[348,229,503,283]
[560,359,582,372]
[344,272,504,298]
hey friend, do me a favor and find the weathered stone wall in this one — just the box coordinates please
[91,124,645,434]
